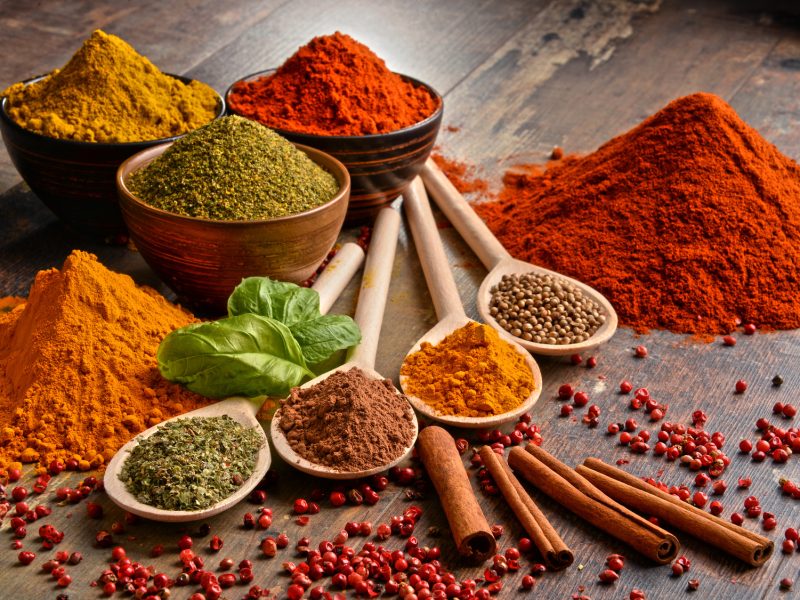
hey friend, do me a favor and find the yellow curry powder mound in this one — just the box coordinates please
[3,29,218,143]
[400,322,535,417]
[0,251,212,470]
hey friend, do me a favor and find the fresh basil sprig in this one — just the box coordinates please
[158,277,361,398]
[227,277,319,327]
[228,277,361,371]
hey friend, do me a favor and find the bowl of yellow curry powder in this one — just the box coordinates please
[117,116,350,313]
[0,30,223,238]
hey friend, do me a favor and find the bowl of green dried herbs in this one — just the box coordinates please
[116,116,350,313]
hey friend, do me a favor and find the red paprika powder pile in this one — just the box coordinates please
[475,92,800,335]
[227,32,439,136]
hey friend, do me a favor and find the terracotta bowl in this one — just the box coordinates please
[225,70,443,223]
[0,74,225,238]
[117,142,350,313]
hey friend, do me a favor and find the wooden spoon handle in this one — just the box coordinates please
[349,208,401,368]
[403,177,467,321]
[421,158,510,269]
[311,242,365,315]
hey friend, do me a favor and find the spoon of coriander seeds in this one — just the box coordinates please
[421,159,617,356]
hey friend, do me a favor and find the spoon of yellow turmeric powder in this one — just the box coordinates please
[420,159,617,356]
[399,178,542,428]
[270,208,419,479]
[103,245,366,521]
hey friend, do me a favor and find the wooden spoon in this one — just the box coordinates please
[399,178,542,428]
[421,159,618,356]
[104,397,270,522]
[312,242,364,315]
[104,247,367,522]
[271,208,419,479]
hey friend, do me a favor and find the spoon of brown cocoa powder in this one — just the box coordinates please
[270,208,419,479]
[421,159,617,356]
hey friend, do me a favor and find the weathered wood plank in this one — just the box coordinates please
[730,35,800,158]
[185,0,544,94]
[1,0,800,598]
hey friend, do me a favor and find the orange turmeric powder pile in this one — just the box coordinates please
[0,251,211,471]
[400,322,534,418]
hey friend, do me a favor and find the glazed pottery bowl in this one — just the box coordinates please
[0,74,225,238]
[117,142,350,313]
[225,70,442,223]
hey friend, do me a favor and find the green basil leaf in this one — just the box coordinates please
[158,313,313,398]
[227,277,320,326]
[290,314,362,370]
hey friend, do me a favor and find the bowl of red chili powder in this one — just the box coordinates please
[225,32,443,223]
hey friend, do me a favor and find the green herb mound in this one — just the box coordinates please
[157,277,361,398]
[127,115,339,220]
[119,415,263,511]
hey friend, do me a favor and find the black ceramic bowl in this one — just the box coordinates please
[0,74,225,238]
[225,70,443,223]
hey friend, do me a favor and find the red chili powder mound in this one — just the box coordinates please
[227,32,439,136]
[474,92,800,334]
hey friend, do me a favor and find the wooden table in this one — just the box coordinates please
[2,1,800,598]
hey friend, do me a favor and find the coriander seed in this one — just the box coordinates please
[488,272,606,345]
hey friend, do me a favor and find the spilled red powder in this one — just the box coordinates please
[431,153,491,197]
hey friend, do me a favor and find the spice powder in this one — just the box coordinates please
[279,367,415,471]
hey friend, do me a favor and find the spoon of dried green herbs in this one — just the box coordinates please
[104,396,271,522]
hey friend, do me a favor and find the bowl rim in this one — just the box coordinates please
[117,140,351,226]
[225,69,444,141]
[0,72,226,148]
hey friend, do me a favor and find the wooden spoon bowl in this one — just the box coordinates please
[104,397,270,522]
[271,364,418,479]
[400,315,542,429]
[478,257,618,356]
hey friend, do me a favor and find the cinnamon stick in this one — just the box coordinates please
[579,458,774,567]
[416,427,496,562]
[508,446,678,564]
[479,446,573,570]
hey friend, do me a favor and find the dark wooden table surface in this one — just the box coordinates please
[2,1,800,598]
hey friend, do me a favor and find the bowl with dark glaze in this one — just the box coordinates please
[226,70,442,223]
[0,74,224,238]
[117,141,350,313]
